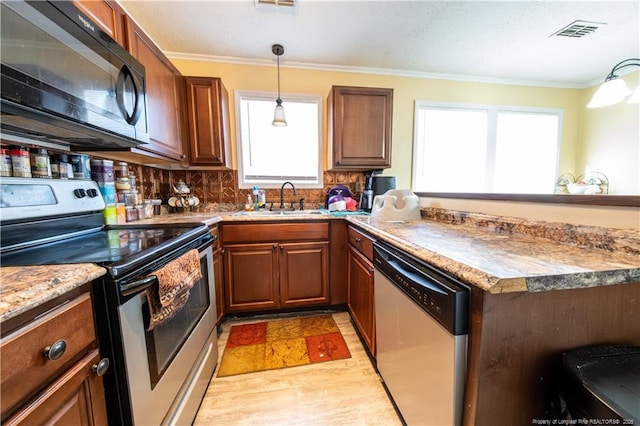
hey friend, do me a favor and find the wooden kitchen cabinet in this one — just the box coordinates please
[185,77,231,167]
[222,222,330,313]
[1,291,108,425]
[210,225,225,326]
[347,226,376,356]
[72,0,126,47]
[124,17,185,161]
[328,86,393,170]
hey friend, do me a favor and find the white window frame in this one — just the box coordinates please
[234,90,323,189]
[412,101,564,194]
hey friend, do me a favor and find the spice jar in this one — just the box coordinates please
[116,203,126,224]
[0,148,12,177]
[116,162,129,179]
[30,148,52,179]
[57,154,74,179]
[10,146,31,178]
[125,206,138,222]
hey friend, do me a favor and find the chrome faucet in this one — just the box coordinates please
[279,181,296,209]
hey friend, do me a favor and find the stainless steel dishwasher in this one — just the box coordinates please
[374,241,469,426]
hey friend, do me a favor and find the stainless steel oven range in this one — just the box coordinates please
[0,178,218,425]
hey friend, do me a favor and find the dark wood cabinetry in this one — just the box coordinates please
[328,86,393,170]
[72,0,126,47]
[1,292,108,426]
[124,17,185,161]
[222,222,330,313]
[185,77,231,167]
[210,226,225,326]
[347,226,376,356]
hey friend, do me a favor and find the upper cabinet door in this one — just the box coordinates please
[185,77,231,167]
[329,86,393,170]
[124,17,185,161]
[72,0,126,47]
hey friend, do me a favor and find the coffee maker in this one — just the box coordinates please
[359,172,396,212]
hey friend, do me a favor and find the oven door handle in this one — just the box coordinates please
[120,275,157,297]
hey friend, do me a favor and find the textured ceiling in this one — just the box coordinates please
[119,1,640,87]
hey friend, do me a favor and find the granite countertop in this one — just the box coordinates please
[346,215,640,294]
[2,208,638,325]
[0,264,106,323]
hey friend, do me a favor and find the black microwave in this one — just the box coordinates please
[0,0,149,149]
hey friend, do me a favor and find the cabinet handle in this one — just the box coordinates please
[43,339,67,361]
[273,244,278,250]
[369,267,375,273]
[355,237,362,243]
[279,245,285,251]
[92,358,110,377]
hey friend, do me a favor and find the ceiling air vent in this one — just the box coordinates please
[256,0,296,7]
[550,20,606,38]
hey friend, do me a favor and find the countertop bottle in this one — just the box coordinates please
[0,148,12,177]
[30,148,52,179]
[10,146,31,178]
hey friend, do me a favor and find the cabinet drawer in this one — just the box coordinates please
[222,222,329,243]
[1,293,97,419]
[348,226,375,261]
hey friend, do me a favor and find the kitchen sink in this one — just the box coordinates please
[233,209,327,216]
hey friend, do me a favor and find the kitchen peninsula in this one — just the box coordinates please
[2,208,638,425]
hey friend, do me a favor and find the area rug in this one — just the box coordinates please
[216,314,351,377]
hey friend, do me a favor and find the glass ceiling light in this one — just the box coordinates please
[272,44,287,126]
[587,58,640,108]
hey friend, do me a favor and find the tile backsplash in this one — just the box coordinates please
[131,165,366,209]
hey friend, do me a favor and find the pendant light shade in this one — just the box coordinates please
[272,44,287,126]
[587,58,640,108]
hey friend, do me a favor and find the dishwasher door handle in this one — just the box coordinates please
[386,258,447,295]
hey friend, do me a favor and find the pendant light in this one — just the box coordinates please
[587,58,640,108]
[272,44,287,126]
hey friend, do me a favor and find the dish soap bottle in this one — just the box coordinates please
[245,194,253,211]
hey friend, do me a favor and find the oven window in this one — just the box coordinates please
[144,257,210,388]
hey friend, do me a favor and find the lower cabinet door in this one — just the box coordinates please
[279,241,330,308]
[347,245,375,356]
[5,350,107,426]
[224,243,279,312]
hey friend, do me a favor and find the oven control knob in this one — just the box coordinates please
[86,188,99,198]
[92,358,110,377]
[73,188,87,198]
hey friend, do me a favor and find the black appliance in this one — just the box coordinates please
[1,0,149,149]
[359,174,397,212]
[0,178,217,425]
[554,344,640,422]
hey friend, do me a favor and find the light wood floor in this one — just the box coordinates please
[194,311,402,425]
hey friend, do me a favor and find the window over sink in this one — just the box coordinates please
[235,91,322,189]
[412,102,563,194]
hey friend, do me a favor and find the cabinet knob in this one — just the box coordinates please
[43,339,67,361]
[92,358,110,377]
[279,245,285,251]
[273,244,278,250]
[355,237,362,243]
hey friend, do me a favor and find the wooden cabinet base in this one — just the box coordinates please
[4,350,107,426]
[464,282,640,425]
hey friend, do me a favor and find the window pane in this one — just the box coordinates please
[414,108,488,192]
[238,94,321,188]
[494,112,560,194]
[413,102,561,194]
